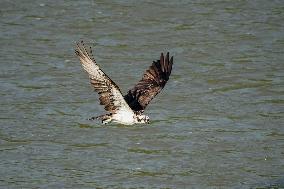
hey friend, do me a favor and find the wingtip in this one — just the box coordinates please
[162,52,173,75]
[75,40,84,48]
[165,52,169,61]
[75,41,82,53]
[165,52,173,65]
[161,52,171,61]
[75,41,83,56]
[160,52,164,60]
[75,49,79,56]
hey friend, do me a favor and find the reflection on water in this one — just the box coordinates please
[0,0,283,188]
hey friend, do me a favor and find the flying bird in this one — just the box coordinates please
[75,41,173,125]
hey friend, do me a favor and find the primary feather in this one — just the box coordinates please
[75,41,134,114]
[75,41,173,125]
[124,52,173,111]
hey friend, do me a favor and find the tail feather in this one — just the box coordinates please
[89,114,112,124]
[89,115,103,120]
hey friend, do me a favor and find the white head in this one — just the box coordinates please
[136,114,150,124]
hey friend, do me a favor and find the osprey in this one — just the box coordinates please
[75,41,173,125]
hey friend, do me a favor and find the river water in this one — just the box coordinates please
[1,0,283,188]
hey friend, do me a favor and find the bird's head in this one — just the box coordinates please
[136,114,150,124]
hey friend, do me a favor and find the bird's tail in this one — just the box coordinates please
[89,114,112,124]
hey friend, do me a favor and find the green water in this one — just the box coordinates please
[1,0,283,188]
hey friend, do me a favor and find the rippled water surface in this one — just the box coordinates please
[1,0,284,188]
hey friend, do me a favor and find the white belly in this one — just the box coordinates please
[112,111,136,125]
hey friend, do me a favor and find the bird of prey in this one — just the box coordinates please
[75,41,173,125]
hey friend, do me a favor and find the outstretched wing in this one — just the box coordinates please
[124,52,173,111]
[75,41,134,114]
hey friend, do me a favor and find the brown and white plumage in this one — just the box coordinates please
[75,41,173,125]
[124,52,173,112]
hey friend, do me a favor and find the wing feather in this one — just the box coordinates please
[124,52,173,111]
[75,41,134,114]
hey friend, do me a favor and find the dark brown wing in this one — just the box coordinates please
[124,52,173,111]
[75,41,134,114]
